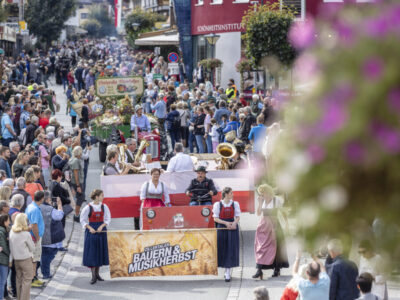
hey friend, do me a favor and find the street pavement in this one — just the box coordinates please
[32,80,400,299]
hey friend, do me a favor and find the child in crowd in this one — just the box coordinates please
[210,118,220,153]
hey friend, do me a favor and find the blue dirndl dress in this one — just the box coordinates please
[216,201,240,268]
[83,204,109,267]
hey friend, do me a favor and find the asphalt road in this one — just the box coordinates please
[33,81,400,300]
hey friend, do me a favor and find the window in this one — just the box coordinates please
[233,0,249,3]
[281,0,303,19]
[81,13,88,19]
[212,0,223,4]
[196,0,204,5]
[323,0,343,2]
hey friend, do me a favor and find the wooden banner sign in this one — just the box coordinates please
[95,76,144,97]
[107,229,218,278]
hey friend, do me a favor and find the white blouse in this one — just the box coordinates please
[212,200,241,218]
[262,196,284,209]
[140,181,170,204]
[80,202,111,228]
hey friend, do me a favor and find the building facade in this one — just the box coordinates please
[175,0,371,90]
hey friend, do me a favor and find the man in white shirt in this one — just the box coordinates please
[167,143,194,172]
[144,67,153,85]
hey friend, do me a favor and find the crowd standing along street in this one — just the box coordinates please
[0,1,398,300]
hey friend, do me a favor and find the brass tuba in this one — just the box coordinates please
[216,143,237,170]
[134,139,150,163]
[117,143,127,169]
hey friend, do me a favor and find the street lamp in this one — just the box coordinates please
[204,33,220,84]
[205,33,220,48]
[204,33,220,59]
[132,22,140,31]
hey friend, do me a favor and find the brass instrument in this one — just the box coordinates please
[135,139,150,163]
[117,143,135,173]
[216,143,237,170]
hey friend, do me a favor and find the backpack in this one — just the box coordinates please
[19,127,27,146]
[63,158,73,182]
[50,209,65,244]
[217,126,225,143]
[172,112,182,130]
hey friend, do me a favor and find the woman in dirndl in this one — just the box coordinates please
[253,183,289,280]
[140,168,170,208]
[213,187,241,282]
[80,189,111,284]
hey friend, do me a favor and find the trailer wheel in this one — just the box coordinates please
[99,142,107,163]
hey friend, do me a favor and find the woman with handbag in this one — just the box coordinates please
[39,192,65,279]
[50,169,72,227]
[80,189,111,284]
[253,183,289,280]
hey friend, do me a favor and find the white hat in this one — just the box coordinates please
[135,104,142,112]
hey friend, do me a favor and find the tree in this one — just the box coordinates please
[25,0,76,47]
[88,5,116,37]
[242,3,297,88]
[124,9,161,48]
[82,19,101,38]
[0,5,7,23]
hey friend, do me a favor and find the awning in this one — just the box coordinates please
[135,33,179,46]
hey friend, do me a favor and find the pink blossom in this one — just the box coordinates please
[344,141,365,165]
[294,53,319,82]
[289,19,316,50]
[388,89,400,116]
[334,20,354,46]
[362,57,384,81]
[371,122,400,154]
[307,145,325,164]
[364,16,390,38]
[319,103,348,135]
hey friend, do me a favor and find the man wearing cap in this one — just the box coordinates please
[130,105,151,135]
[185,166,218,206]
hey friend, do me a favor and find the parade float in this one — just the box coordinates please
[90,76,166,162]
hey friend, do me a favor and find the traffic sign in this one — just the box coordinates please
[168,52,179,63]
[168,63,179,75]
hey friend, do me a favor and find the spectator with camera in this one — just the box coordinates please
[39,191,65,279]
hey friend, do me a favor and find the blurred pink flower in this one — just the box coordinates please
[307,144,325,163]
[319,103,348,135]
[334,20,354,45]
[371,122,400,154]
[289,19,316,50]
[365,17,389,38]
[388,89,400,115]
[362,57,384,81]
[294,53,319,81]
[324,84,355,104]
[344,141,365,165]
